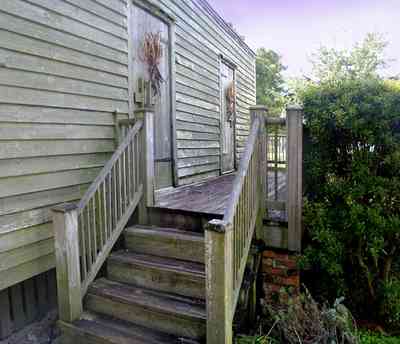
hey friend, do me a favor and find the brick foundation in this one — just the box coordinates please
[261,249,300,305]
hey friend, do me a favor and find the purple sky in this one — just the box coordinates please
[208,0,399,78]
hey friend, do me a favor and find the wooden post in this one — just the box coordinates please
[249,106,268,219]
[52,204,82,322]
[286,105,303,252]
[205,220,233,344]
[135,107,155,224]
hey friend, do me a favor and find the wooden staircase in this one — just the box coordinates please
[52,106,303,344]
[58,213,207,343]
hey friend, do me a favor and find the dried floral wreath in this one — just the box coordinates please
[226,82,236,120]
[142,32,164,97]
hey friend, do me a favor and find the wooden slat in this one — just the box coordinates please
[0,289,12,338]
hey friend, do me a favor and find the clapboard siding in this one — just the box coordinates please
[0,0,128,290]
[158,0,256,183]
[0,0,255,293]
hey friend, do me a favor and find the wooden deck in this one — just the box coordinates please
[155,171,287,217]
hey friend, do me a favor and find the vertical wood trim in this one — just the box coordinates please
[287,105,303,252]
[127,0,134,119]
[205,221,233,344]
[11,284,25,330]
[0,289,11,339]
[113,111,121,146]
[52,204,82,322]
[170,21,179,187]
[218,56,223,175]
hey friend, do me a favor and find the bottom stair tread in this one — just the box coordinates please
[59,312,201,344]
[85,278,206,340]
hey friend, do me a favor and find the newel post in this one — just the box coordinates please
[286,105,303,252]
[205,220,233,344]
[135,107,155,223]
[52,204,82,322]
[249,106,268,223]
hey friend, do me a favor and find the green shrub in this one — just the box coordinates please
[359,331,400,344]
[380,278,400,327]
[300,78,400,328]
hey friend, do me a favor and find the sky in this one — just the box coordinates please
[208,0,399,78]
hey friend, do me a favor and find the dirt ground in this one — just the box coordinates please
[0,311,60,344]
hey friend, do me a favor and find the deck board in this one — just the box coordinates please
[155,170,287,217]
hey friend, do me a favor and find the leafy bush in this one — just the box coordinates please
[380,278,400,327]
[300,78,400,328]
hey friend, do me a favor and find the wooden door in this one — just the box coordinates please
[220,61,236,173]
[131,4,173,190]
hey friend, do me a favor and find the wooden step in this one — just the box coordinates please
[108,251,205,299]
[124,226,204,263]
[58,311,201,344]
[85,278,206,340]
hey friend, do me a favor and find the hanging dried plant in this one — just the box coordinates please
[142,32,164,97]
[226,82,236,118]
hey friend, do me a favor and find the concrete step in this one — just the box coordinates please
[108,251,205,300]
[58,311,201,344]
[85,278,206,341]
[124,226,204,263]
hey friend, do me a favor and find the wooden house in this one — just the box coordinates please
[0,0,303,342]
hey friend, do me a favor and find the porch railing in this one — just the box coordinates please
[267,133,287,167]
[205,106,267,344]
[52,108,155,323]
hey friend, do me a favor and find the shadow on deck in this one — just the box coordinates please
[155,171,287,220]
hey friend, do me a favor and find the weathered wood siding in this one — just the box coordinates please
[0,0,129,290]
[157,0,256,184]
[0,0,255,289]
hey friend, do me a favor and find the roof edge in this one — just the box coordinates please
[195,0,256,58]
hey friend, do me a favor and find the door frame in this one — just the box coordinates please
[219,55,237,174]
[128,0,178,187]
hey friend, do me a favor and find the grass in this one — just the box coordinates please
[359,331,400,344]
[234,331,400,344]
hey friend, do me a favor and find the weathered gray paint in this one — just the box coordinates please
[0,0,255,289]
[0,0,129,290]
[130,3,174,189]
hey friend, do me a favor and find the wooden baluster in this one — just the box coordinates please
[52,204,82,322]
[118,157,123,216]
[274,129,279,201]
[112,165,118,229]
[91,197,97,258]
[205,220,233,344]
[78,214,87,281]
[127,143,132,202]
[287,105,303,252]
[85,207,93,266]
[102,181,108,244]
[122,149,127,210]
[107,174,112,239]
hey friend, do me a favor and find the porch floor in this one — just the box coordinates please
[155,174,236,216]
[155,171,287,218]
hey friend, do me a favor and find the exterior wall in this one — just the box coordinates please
[0,0,255,290]
[157,0,256,184]
[0,0,130,290]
